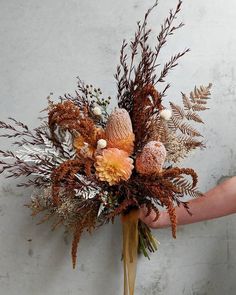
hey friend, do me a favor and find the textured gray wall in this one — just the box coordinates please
[0,0,236,294]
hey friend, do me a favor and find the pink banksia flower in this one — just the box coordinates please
[135,141,167,175]
[105,108,135,155]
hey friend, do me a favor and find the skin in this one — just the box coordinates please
[139,176,236,229]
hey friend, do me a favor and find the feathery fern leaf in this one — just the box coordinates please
[75,174,100,200]
[182,93,192,110]
[190,83,212,102]
[60,130,76,159]
[170,102,185,120]
[16,129,76,166]
[185,111,203,123]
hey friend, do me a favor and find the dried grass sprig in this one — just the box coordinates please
[116,0,186,113]
[116,1,159,111]
[0,118,48,146]
[155,49,190,86]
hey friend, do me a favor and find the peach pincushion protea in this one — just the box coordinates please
[105,108,135,155]
[95,148,134,185]
[135,141,167,175]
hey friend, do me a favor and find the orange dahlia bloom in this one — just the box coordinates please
[95,148,134,185]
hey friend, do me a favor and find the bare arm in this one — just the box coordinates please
[139,176,236,228]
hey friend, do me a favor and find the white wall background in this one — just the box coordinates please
[0,0,236,294]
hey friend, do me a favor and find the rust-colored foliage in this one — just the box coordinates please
[51,159,83,205]
[136,167,200,238]
[132,84,162,150]
[161,167,198,189]
[165,198,177,238]
[144,200,160,223]
[71,225,83,269]
[71,200,99,268]
[107,198,138,219]
[48,101,100,148]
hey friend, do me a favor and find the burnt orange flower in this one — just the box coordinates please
[73,135,95,158]
[95,148,134,185]
[74,127,105,158]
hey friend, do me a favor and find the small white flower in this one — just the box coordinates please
[92,106,102,116]
[160,109,172,121]
[97,139,107,149]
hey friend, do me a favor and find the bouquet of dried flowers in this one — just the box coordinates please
[0,1,212,294]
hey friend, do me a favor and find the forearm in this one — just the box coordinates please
[141,176,236,228]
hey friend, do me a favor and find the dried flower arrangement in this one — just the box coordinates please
[0,1,212,294]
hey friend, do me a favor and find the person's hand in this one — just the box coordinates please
[139,176,236,229]
[139,206,171,229]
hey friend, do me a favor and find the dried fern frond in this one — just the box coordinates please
[166,84,212,157]
[74,174,101,200]
[147,116,169,145]
[165,132,188,163]
[169,116,202,137]
[182,93,192,111]
[178,122,202,137]
[177,135,205,151]
[171,177,201,198]
[185,111,203,123]
[16,129,75,165]
[169,102,185,120]
[190,83,212,102]
[162,167,198,186]
[139,167,200,204]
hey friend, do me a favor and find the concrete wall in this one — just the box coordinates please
[0,0,236,294]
